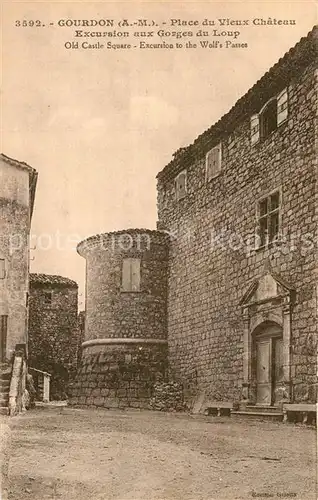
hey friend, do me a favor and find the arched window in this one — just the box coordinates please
[174,170,187,201]
[250,88,288,145]
[260,98,277,139]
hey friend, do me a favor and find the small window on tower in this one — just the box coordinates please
[122,258,141,292]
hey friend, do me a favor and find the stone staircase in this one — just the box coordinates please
[231,405,284,422]
[0,363,12,416]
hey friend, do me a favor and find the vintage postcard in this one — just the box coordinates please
[0,1,317,499]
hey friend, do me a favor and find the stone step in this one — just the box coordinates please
[231,410,283,422]
[243,405,282,414]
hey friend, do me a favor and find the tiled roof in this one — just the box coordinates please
[0,153,38,219]
[77,228,170,255]
[30,273,78,288]
[157,25,318,181]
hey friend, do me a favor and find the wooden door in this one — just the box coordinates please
[256,339,271,405]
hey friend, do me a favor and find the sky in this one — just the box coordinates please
[1,1,317,308]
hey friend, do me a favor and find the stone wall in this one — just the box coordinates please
[71,229,170,409]
[157,60,317,404]
[149,380,184,412]
[28,278,79,399]
[78,229,170,342]
[0,418,11,499]
[71,341,168,409]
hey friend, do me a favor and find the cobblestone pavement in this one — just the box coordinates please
[6,406,316,500]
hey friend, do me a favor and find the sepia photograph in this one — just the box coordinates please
[0,1,317,499]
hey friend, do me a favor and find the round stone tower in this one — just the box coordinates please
[71,229,170,409]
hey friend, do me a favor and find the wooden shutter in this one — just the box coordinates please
[122,259,131,291]
[250,114,260,145]
[0,259,5,279]
[277,88,288,125]
[206,143,222,181]
[131,259,141,291]
[122,258,140,291]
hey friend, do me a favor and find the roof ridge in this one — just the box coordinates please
[157,25,318,180]
[0,153,37,174]
[30,273,78,287]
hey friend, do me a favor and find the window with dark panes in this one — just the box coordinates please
[260,99,277,139]
[43,291,53,306]
[257,191,280,247]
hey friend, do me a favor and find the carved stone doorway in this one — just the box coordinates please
[240,272,294,407]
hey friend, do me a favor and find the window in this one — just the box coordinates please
[0,259,5,279]
[260,99,277,139]
[206,143,222,181]
[257,191,280,247]
[174,170,187,200]
[0,315,8,362]
[43,291,53,306]
[250,88,288,144]
[122,258,141,292]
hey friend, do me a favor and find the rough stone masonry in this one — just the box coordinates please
[72,27,317,412]
[156,26,317,407]
[71,229,171,409]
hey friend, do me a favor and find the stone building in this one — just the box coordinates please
[157,26,317,411]
[0,153,38,414]
[28,273,79,400]
[72,27,317,416]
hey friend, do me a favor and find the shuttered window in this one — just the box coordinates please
[206,143,222,181]
[122,258,141,292]
[43,291,53,306]
[174,170,187,200]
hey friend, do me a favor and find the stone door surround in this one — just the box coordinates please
[240,272,294,406]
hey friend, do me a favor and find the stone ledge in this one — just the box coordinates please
[283,403,316,412]
[82,338,168,348]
